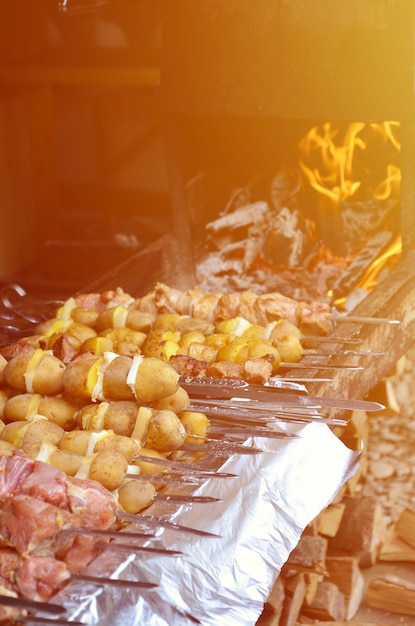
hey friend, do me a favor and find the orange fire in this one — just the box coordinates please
[298,121,402,300]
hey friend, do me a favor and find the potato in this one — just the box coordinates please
[59,429,94,456]
[32,352,66,396]
[101,328,146,356]
[150,386,190,413]
[117,479,156,513]
[187,342,217,363]
[179,411,210,444]
[142,338,180,362]
[94,433,140,463]
[96,307,153,333]
[152,313,182,332]
[101,355,134,401]
[81,336,114,356]
[62,353,103,400]
[3,393,43,423]
[77,400,138,436]
[0,354,8,387]
[204,333,233,350]
[266,319,303,340]
[38,397,79,430]
[48,448,83,476]
[0,390,10,419]
[70,306,100,328]
[0,439,16,456]
[145,409,186,453]
[88,449,128,491]
[242,323,266,339]
[271,334,304,363]
[178,331,206,353]
[4,349,65,396]
[21,419,65,459]
[216,341,250,365]
[133,358,180,404]
[0,421,30,446]
[246,340,281,373]
[131,447,171,476]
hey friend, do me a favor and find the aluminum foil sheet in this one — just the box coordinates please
[44,420,359,626]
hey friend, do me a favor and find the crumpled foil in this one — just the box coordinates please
[47,421,360,626]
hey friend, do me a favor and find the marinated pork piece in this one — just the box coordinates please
[15,555,71,602]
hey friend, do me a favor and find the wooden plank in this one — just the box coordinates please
[300,581,345,622]
[325,556,365,620]
[395,508,415,549]
[279,573,306,626]
[366,575,415,616]
[328,496,386,568]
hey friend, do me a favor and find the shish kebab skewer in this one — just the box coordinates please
[180,377,384,412]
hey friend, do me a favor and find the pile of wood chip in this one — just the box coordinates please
[256,342,415,626]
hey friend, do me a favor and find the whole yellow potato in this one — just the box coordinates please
[131,447,171,476]
[88,449,128,491]
[94,433,140,463]
[62,353,103,400]
[0,440,16,456]
[246,340,281,373]
[102,356,135,401]
[151,313,182,332]
[178,331,206,353]
[118,479,156,513]
[48,449,84,476]
[179,411,210,444]
[145,409,186,453]
[271,334,304,363]
[21,419,65,459]
[77,400,138,437]
[134,358,179,404]
[0,354,8,387]
[70,306,100,328]
[216,341,250,365]
[81,336,114,356]
[4,349,65,396]
[0,421,29,446]
[59,429,94,456]
[150,386,190,413]
[102,328,146,356]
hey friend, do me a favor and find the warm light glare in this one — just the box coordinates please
[298,121,401,207]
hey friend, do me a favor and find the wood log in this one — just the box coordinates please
[317,503,346,538]
[303,572,323,606]
[299,580,345,622]
[366,575,415,616]
[328,496,386,567]
[395,507,415,549]
[379,524,415,562]
[256,577,285,626]
[325,556,365,620]
[285,535,328,574]
[279,573,306,626]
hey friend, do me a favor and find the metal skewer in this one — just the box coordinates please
[132,454,238,477]
[117,513,221,538]
[326,313,400,325]
[71,574,158,590]
[61,528,185,555]
[0,595,66,615]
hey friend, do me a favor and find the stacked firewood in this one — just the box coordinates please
[256,352,415,626]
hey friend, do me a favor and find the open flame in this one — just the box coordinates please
[298,121,402,301]
[298,121,401,207]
